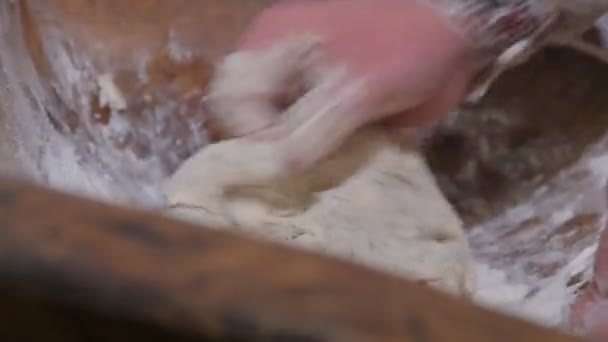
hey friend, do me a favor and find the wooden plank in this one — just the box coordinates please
[0,178,581,341]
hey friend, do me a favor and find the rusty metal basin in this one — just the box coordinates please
[1,0,608,337]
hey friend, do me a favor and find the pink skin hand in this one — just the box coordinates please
[233,0,476,171]
[570,226,608,341]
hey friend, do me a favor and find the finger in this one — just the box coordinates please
[206,36,322,138]
[206,51,278,137]
[275,69,371,172]
[594,226,608,296]
[569,226,608,337]
[568,283,600,335]
[387,62,472,132]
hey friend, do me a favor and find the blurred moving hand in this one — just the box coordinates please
[207,2,608,340]
[206,0,476,172]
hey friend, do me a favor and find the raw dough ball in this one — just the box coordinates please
[161,126,475,297]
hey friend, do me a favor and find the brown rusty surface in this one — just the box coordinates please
[0,178,581,341]
[424,47,608,285]
[25,0,273,61]
[24,0,273,148]
[425,47,608,226]
[0,0,276,203]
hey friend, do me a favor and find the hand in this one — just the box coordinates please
[207,0,477,174]
[569,226,608,341]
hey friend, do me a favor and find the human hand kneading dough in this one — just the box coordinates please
[206,0,476,174]
[201,1,608,341]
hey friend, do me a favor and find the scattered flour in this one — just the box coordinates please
[473,244,597,329]
[467,135,608,330]
[0,0,606,330]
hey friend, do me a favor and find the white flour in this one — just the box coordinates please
[466,134,608,330]
[473,245,596,329]
[0,0,606,330]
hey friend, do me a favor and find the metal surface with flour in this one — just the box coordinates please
[3,0,608,339]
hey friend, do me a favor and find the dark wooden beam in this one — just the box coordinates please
[0,178,582,341]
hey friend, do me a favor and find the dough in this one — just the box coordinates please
[161,126,475,297]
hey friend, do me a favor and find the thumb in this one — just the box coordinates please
[206,35,322,137]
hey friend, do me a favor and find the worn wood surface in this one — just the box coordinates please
[0,178,581,341]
